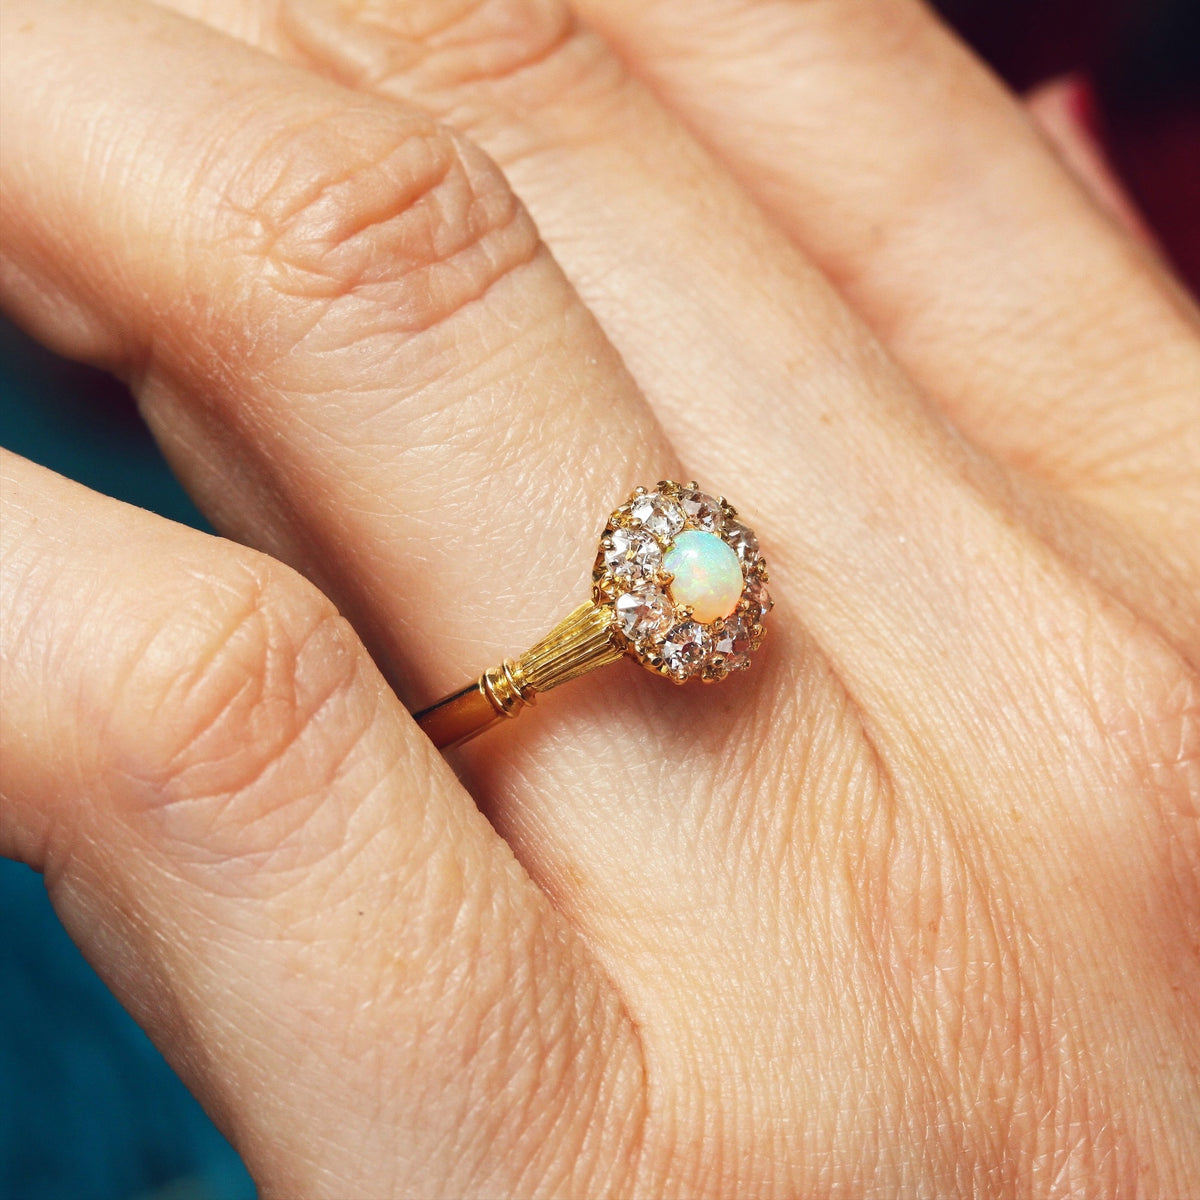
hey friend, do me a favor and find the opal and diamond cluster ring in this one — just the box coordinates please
[415,481,772,749]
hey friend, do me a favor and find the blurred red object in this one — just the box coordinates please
[936,0,1200,293]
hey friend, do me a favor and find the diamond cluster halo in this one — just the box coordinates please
[593,480,771,683]
[413,478,773,748]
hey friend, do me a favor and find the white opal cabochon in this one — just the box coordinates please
[663,530,743,624]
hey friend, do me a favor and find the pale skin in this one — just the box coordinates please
[1,0,1198,1195]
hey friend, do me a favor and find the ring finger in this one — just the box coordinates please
[164,0,1200,658]
[3,0,1010,790]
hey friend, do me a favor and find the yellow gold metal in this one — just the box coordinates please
[414,602,622,750]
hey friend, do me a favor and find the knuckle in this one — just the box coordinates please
[297,0,574,87]
[104,552,374,857]
[283,0,625,139]
[217,100,537,334]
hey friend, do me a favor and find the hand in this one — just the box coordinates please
[2,1,1198,1195]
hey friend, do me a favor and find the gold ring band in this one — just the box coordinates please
[414,481,772,749]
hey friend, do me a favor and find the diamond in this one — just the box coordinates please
[722,518,760,567]
[744,574,773,622]
[614,587,674,641]
[660,620,712,679]
[603,527,663,585]
[713,614,754,671]
[679,487,724,533]
[629,491,685,540]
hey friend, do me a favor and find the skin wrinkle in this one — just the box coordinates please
[1008,476,1200,676]
[213,111,539,342]
[220,109,452,245]
[940,758,1099,1180]
[158,612,360,818]
[277,2,665,199]
[280,0,578,94]
[1007,794,1167,1190]
[952,839,1033,1188]
[502,954,585,1195]
[99,565,356,845]
[847,827,947,1188]
[857,753,1058,1187]
[349,819,644,1194]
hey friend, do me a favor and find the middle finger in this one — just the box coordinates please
[157,0,1054,678]
[1,0,678,696]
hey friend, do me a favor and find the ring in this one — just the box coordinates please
[414,481,772,748]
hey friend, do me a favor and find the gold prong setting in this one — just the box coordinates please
[593,480,771,683]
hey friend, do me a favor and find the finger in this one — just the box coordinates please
[1025,75,1157,247]
[0,0,680,709]
[572,0,1200,570]
[0,0,1007,726]
[0,450,645,1198]
[150,0,1200,657]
